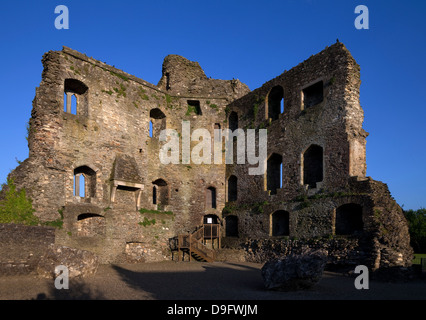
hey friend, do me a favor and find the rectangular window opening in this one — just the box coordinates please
[303,81,323,109]
[187,100,202,115]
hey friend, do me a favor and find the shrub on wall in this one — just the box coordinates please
[0,178,39,226]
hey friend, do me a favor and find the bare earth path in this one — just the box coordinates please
[0,261,425,300]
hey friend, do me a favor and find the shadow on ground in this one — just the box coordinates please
[33,279,107,300]
[111,262,266,300]
[18,261,426,300]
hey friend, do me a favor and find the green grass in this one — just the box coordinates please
[113,84,127,98]
[186,104,198,116]
[109,71,129,81]
[138,217,156,227]
[412,253,426,265]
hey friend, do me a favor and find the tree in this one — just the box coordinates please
[404,208,426,253]
[0,178,39,225]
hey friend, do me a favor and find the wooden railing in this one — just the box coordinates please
[176,224,220,262]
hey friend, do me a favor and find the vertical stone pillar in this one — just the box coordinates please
[66,92,72,113]
[74,173,80,197]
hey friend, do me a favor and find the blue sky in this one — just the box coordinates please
[0,0,425,210]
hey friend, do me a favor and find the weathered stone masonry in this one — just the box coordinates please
[8,42,413,269]
[0,224,55,275]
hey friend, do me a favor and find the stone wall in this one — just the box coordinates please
[10,46,249,229]
[0,223,55,275]
[54,205,177,263]
[225,42,367,204]
[237,237,367,268]
[222,178,413,269]
[8,46,251,263]
[6,42,413,268]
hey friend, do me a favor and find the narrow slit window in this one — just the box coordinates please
[227,175,238,202]
[166,72,171,90]
[152,186,157,204]
[267,86,284,120]
[74,173,86,197]
[228,111,238,131]
[303,144,323,189]
[206,187,217,209]
[266,153,283,195]
[149,120,153,138]
[63,92,67,112]
[79,174,85,198]
[71,94,77,115]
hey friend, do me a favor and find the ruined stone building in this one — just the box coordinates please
[9,42,413,269]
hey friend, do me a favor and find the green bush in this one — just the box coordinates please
[0,178,39,225]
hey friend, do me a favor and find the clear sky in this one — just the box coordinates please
[0,0,425,210]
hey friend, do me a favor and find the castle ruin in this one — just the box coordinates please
[8,42,413,270]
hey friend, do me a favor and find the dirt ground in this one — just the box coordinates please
[0,261,425,300]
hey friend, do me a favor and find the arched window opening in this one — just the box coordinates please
[271,210,290,236]
[335,204,363,235]
[76,213,105,237]
[266,153,283,195]
[150,108,166,138]
[228,111,238,132]
[64,79,88,115]
[166,72,171,90]
[73,166,96,198]
[268,86,284,121]
[77,213,103,220]
[227,175,238,202]
[225,215,239,237]
[303,144,323,189]
[206,186,217,209]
